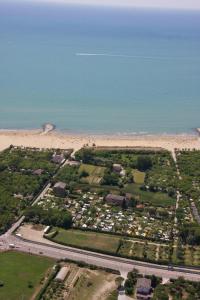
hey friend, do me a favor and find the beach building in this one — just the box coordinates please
[105,194,130,206]
[136,278,151,300]
[53,182,67,197]
[55,266,69,282]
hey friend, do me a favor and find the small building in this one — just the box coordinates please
[105,194,130,206]
[55,266,69,282]
[66,160,81,166]
[136,204,145,209]
[136,278,151,300]
[113,163,123,173]
[52,154,65,164]
[33,169,44,176]
[53,182,67,197]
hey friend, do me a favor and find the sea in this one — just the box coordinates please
[0,1,200,135]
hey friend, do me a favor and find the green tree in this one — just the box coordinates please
[137,156,152,171]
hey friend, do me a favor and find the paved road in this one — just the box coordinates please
[1,232,200,282]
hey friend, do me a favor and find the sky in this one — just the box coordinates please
[8,0,200,10]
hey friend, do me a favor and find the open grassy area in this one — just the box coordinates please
[79,164,106,184]
[124,184,175,207]
[0,251,54,300]
[132,169,145,184]
[51,228,120,253]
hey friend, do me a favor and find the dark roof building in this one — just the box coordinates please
[53,181,67,197]
[52,154,65,164]
[136,278,151,300]
[105,194,130,206]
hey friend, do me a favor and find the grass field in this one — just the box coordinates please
[0,251,54,300]
[79,164,106,184]
[124,184,175,207]
[132,169,145,184]
[51,228,120,253]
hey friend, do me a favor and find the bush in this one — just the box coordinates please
[0,281,4,287]
[137,156,152,171]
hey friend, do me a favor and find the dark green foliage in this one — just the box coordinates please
[137,155,152,171]
[102,170,119,186]
[80,170,89,177]
[0,148,56,174]
[54,165,79,184]
[179,224,200,245]
[25,206,72,229]
[0,148,58,234]
[153,277,200,300]
[144,275,162,288]
[75,148,94,164]
[27,281,34,289]
[176,150,200,216]
[153,285,168,300]
[124,268,139,295]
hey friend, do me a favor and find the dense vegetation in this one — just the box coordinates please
[0,147,59,233]
[177,150,200,205]
[25,206,72,229]
[124,268,140,295]
[153,277,200,300]
[176,150,200,245]
[75,148,177,194]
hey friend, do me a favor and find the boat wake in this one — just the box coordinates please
[76,52,161,59]
[75,52,198,61]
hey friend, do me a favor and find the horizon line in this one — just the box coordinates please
[5,0,200,11]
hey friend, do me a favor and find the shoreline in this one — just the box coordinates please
[0,125,198,137]
[0,128,200,153]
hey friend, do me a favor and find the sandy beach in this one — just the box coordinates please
[0,129,200,153]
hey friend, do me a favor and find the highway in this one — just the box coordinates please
[1,229,200,282]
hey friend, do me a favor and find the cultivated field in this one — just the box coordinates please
[79,163,106,184]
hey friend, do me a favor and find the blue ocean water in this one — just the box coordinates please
[0,2,200,134]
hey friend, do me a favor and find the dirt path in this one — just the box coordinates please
[91,275,117,300]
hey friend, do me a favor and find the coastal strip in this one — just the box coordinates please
[1,129,200,153]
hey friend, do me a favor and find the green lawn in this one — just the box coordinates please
[124,184,175,207]
[51,228,120,253]
[0,251,54,300]
[132,169,145,184]
[79,164,106,184]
